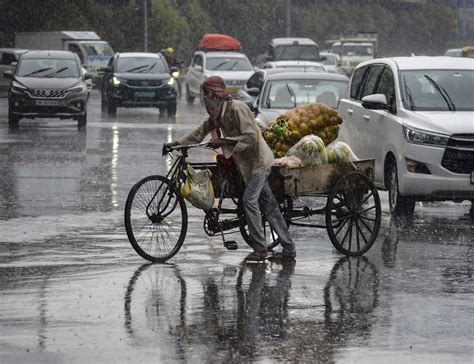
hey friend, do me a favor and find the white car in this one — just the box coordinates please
[319,52,341,73]
[185,51,253,104]
[338,56,474,217]
[262,60,327,73]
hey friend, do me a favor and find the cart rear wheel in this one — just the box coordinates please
[325,171,381,256]
[124,175,188,262]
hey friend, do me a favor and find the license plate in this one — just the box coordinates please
[471,171,474,184]
[36,100,60,106]
[227,87,240,95]
[135,91,155,97]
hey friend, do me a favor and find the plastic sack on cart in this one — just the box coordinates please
[326,141,359,163]
[287,134,327,166]
[180,164,215,210]
[273,155,303,168]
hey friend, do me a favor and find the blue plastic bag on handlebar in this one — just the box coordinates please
[180,164,215,210]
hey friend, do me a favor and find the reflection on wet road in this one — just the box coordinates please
[0,91,472,363]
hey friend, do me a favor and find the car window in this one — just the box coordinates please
[273,45,319,62]
[17,58,80,78]
[68,44,84,63]
[246,71,264,89]
[116,57,167,74]
[375,66,395,105]
[192,54,203,68]
[359,64,384,99]
[206,57,253,71]
[350,65,368,100]
[401,69,474,111]
[1,52,17,65]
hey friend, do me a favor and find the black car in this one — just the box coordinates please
[4,50,90,128]
[100,52,177,117]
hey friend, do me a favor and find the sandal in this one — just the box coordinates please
[269,250,296,263]
[244,251,267,264]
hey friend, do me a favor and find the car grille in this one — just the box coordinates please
[27,89,69,99]
[441,134,474,174]
[126,80,163,87]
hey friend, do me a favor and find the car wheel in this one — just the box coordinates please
[167,101,177,117]
[387,161,415,217]
[78,112,87,128]
[186,85,194,104]
[8,109,19,129]
[158,106,166,115]
[101,92,107,113]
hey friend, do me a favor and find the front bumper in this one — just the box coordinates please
[110,84,177,108]
[398,142,474,201]
[9,90,87,119]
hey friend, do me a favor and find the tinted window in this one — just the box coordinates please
[350,65,368,100]
[192,55,203,68]
[246,71,264,89]
[360,65,384,99]
[1,52,17,65]
[273,45,319,62]
[68,44,83,63]
[116,57,167,74]
[376,67,395,104]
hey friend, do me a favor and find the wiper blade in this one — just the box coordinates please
[212,61,230,70]
[23,67,53,77]
[139,62,157,73]
[424,74,456,111]
[125,65,148,72]
[45,67,69,78]
[403,75,416,111]
[285,83,297,108]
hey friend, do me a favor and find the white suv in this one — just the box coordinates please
[185,51,253,104]
[338,56,474,217]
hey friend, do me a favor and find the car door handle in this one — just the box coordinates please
[363,115,370,121]
[347,108,353,115]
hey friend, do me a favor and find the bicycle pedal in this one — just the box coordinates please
[224,240,238,250]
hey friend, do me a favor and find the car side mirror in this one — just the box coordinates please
[361,94,388,110]
[3,70,13,79]
[320,56,327,62]
[246,87,261,97]
[194,65,203,72]
[83,72,92,80]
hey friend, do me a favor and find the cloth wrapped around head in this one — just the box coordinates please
[202,76,232,137]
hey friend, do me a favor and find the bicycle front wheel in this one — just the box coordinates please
[125,175,188,262]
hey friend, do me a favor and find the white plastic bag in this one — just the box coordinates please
[287,134,327,166]
[326,141,359,163]
[180,164,215,210]
[273,155,304,168]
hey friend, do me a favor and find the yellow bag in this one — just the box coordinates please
[180,164,215,210]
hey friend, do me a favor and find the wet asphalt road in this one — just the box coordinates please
[0,91,473,363]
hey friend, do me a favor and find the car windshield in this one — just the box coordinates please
[83,42,114,57]
[279,65,326,72]
[116,57,167,73]
[401,69,474,111]
[17,58,80,78]
[273,45,319,62]
[341,44,373,56]
[206,57,253,71]
[262,79,348,109]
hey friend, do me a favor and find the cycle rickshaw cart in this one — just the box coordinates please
[125,142,382,263]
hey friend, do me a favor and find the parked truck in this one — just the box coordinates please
[15,31,114,84]
[331,32,378,76]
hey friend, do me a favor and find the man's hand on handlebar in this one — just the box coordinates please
[162,141,179,155]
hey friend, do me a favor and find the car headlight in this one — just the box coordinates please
[11,81,27,93]
[402,126,449,146]
[69,85,87,94]
[171,71,179,80]
[167,77,175,86]
[112,76,122,86]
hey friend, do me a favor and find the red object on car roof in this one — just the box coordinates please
[198,34,242,51]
